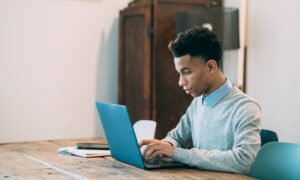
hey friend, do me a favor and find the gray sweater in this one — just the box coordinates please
[163,87,261,175]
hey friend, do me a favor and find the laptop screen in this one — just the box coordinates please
[96,102,145,168]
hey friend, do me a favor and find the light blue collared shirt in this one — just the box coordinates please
[202,79,233,107]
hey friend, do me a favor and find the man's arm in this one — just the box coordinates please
[139,103,194,159]
[162,112,193,148]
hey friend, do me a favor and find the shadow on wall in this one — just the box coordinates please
[94,18,119,137]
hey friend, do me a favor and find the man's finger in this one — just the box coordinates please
[142,144,152,156]
[145,144,164,160]
[143,141,164,155]
[148,150,163,160]
[142,141,158,156]
[138,139,155,147]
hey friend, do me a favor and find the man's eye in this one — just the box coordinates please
[183,71,191,75]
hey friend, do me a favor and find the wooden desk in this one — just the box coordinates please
[0,138,257,180]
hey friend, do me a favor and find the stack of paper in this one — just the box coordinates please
[58,147,111,158]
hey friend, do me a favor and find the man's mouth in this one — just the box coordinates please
[184,88,192,94]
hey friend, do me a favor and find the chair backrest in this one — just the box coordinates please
[260,129,278,146]
[250,142,300,180]
[133,120,156,144]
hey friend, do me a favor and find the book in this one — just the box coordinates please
[58,146,111,158]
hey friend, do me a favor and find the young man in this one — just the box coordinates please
[139,27,261,175]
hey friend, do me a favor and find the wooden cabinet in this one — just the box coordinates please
[119,0,222,139]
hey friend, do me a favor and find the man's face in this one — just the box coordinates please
[174,54,211,97]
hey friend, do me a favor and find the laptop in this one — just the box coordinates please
[95,102,185,169]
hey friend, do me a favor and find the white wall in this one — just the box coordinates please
[2,0,300,144]
[222,0,240,86]
[247,0,300,143]
[0,0,131,143]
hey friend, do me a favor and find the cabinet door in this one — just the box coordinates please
[153,0,221,139]
[119,6,152,124]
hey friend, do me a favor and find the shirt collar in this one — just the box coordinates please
[202,79,233,107]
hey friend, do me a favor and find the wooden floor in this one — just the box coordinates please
[0,138,257,180]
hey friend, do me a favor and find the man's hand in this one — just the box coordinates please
[138,139,175,160]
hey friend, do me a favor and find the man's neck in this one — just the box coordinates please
[206,72,226,95]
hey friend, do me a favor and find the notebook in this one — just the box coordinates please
[95,102,185,169]
[58,146,110,158]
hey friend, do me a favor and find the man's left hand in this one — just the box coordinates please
[138,139,175,160]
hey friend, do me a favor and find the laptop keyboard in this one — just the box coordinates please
[143,155,177,169]
[144,155,162,168]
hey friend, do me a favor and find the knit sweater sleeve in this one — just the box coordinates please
[171,101,261,175]
[162,101,194,148]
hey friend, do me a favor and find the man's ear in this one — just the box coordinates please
[207,60,217,72]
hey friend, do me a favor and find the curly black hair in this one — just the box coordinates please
[168,27,222,66]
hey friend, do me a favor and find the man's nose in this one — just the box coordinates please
[178,75,187,87]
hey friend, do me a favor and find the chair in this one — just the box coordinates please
[261,129,278,146]
[133,120,156,144]
[250,142,300,180]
